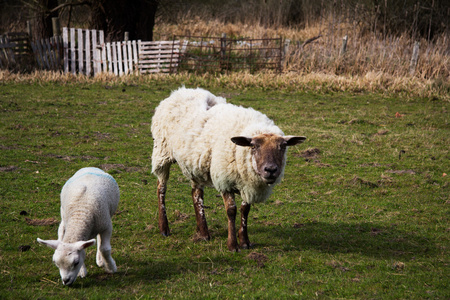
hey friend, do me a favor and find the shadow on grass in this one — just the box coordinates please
[252,221,437,259]
[70,258,181,289]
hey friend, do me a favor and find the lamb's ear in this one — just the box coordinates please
[37,238,60,250]
[75,239,96,250]
[284,136,307,146]
[231,136,253,147]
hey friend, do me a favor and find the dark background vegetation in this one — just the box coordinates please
[1,0,449,41]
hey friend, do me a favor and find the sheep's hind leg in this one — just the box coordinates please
[239,202,252,249]
[222,192,239,251]
[192,185,210,241]
[96,231,117,273]
[155,164,171,237]
[157,179,170,236]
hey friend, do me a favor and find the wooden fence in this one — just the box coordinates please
[31,36,63,70]
[138,40,182,73]
[0,36,16,68]
[0,32,33,70]
[2,27,283,75]
[62,27,181,76]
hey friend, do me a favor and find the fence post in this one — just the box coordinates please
[283,39,290,67]
[70,28,76,75]
[124,32,129,41]
[27,21,32,41]
[62,27,68,73]
[221,33,227,71]
[283,39,290,57]
[409,41,420,75]
[52,18,61,37]
[78,29,83,74]
[340,35,348,55]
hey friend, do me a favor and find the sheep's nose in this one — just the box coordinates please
[264,165,278,175]
[62,278,71,285]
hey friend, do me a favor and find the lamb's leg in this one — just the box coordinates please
[96,234,104,267]
[78,263,88,277]
[57,219,65,241]
[222,192,238,251]
[239,202,252,249]
[191,186,210,240]
[96,229,117,273]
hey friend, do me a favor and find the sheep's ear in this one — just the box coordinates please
[37,238,60,250]
[75,239,96,250]
[231,136,253,147]
[284,136,306,146]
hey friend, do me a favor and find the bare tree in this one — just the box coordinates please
[89,0,159,42]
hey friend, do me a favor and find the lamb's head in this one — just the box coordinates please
[231,133,306,184]
[37,238,95,285]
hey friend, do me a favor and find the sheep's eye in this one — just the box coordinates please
[74,260,79,267]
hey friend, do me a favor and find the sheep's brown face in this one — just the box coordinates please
[231,134,306,184]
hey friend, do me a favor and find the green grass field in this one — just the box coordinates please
[0,79,448,299]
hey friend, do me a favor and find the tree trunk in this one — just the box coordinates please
[90,0,158,42]
[31,0,59,40]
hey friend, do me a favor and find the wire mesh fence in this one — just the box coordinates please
[175,35,283,74]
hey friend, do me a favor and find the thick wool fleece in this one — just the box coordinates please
[151,87,286,204]
[60,167,119,243]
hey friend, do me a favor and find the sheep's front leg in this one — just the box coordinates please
[239,202,252,249]
[222,192,238,251]
[96,231,117,273]
[192,186,210,240]
[78,263,88,278]
[157,179,170,236]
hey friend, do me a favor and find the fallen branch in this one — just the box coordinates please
[301,35,322,49]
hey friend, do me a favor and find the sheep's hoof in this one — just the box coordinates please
[240,243,253,250]
[160,231,170,237]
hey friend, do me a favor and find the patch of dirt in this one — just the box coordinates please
[46,154,101,161]
[0,165,18,172]
[370,227,383,236]
[25,217,59,226]
[299,148,321,158]
[373,130,389,136]
[293,223,305,228]
[349,176,379,188]
[316,163,331,168]
[100,163,141,172]
[386,169,416,175]
[359,162,390,167]
[173,210,190,223]
[18,245,31,252]
[247,252,268,268]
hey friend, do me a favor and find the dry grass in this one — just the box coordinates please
[1,69,447,101]
[1,16,448,101]
[156,17,449,79]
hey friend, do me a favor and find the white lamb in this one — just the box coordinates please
[151,87,306,251]
[37,167,119,285]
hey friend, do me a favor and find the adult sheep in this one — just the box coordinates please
[37,167,119,285]
[151,87,306,251]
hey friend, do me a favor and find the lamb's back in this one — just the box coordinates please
[61,168,119,229]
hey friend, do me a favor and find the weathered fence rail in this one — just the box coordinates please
[138,40,181,73]
[62,27,181,76]
[31,36,63,70]
[62,27,140,76]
